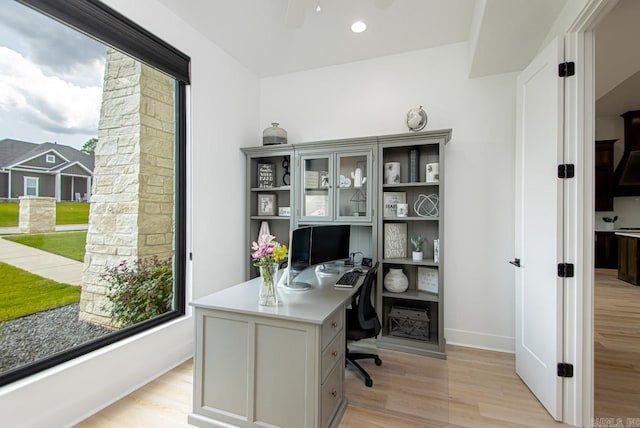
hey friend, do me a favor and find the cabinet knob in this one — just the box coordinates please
[331,390,338,397]
[331,351,338,357]
[331,322,337,328]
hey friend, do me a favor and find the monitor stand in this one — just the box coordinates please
[285,281,311,290]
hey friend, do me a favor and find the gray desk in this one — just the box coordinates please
[189,266,363,428]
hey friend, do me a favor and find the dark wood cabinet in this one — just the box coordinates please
[617,235,639,285]
[595,140,616,211]
[595,232,618,269]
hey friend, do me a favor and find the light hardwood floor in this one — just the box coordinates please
[75,268,639,427]
[594,268,640,419]
[77,345,564,428]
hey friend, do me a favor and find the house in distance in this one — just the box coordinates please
[0,138,94,201]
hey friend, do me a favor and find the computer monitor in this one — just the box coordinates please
[310,224,351,266]
[285,226,312,288]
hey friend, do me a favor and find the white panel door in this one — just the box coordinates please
[514,38,564,421]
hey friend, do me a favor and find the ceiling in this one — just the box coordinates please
[595,0,640,117]
[156,0,566,79]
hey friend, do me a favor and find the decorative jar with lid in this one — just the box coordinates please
[263,122,287,146]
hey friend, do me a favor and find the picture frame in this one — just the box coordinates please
[278,206,291,217]
[304,170,319,189]
[258,194,276,216]
[257,163,275,188]
[384,222,407,258]
[383,192,407,218]
[304,194,328,216]
[418,267,439,294]
[320,171,330,188]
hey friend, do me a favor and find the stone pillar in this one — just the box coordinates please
[18,196,56,233]
[79,49,175,327]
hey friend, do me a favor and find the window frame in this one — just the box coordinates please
[45,154,55,163]
[0,0,189,387]
[23,176,39,196]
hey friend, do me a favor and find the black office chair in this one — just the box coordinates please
[345,262,382,387]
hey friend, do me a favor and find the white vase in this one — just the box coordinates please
[412,251,423,261]
[384,162,401,184]
[384,268,408,293]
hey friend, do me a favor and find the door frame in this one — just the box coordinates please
[564,0,619,426]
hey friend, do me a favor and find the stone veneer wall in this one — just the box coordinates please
[79,49,175,327]
[18,196,56,233]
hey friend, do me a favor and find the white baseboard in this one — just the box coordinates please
[445,328,515,353]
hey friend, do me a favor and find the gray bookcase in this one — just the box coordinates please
[376,130,450,358]
[241,145,295,279]
[242,129,451,358]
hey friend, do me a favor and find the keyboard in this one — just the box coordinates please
[335,271,361,287]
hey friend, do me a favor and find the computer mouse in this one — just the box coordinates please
[350,268,363,274]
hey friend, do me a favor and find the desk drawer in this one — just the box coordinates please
[321,330,343,382]
[321,362,343,428]
[322,309,343,349]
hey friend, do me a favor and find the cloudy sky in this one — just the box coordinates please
[0,0,106,150]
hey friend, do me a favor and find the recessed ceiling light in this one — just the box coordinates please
[351,21,367,33]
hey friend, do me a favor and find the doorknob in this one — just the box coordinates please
[509,258,521,267]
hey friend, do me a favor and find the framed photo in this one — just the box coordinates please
[278,206,291,217]
[305,194,328,216]
[258,194,276,216]
[304,171,319,189]
[384,222,407,258]
[418,267,439,294]
[383,192,406,218]
[320,171,330,188]
[257,163,275,188]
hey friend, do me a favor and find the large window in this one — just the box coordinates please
[0,0,189,386]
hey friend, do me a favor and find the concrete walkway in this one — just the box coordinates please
[0,224,88,235]
[0,237,84,285]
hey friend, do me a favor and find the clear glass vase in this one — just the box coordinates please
[259,263,279,306]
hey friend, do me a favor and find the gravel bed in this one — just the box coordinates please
[0,303,112,372]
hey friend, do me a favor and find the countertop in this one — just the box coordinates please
[190,265,362,325]
[614,231,640,238]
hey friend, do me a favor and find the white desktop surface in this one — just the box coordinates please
[190,265,362,325]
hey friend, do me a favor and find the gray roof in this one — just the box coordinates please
[0,138,94,172]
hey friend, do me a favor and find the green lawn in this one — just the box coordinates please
[0,202,89,227]
[0,262,80,322]
[3,231,87,262]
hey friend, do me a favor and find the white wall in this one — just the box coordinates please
[260,42,518,352]
[0,1,259,426]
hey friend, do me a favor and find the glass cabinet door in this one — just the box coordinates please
[299,154,333,222]
[336,152,371,221]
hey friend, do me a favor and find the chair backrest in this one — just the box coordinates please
[353,262,380,333]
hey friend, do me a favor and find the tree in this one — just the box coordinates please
[81,137,98,156]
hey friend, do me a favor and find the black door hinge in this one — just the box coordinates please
[559,62,575,77]
[557,363,574,378]
[558,263,574,278]
[558,164,575,178]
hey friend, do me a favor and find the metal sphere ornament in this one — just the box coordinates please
[406,106,427,131]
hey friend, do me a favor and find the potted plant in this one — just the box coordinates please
[603,215,618,230]
[411,235,424,261]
